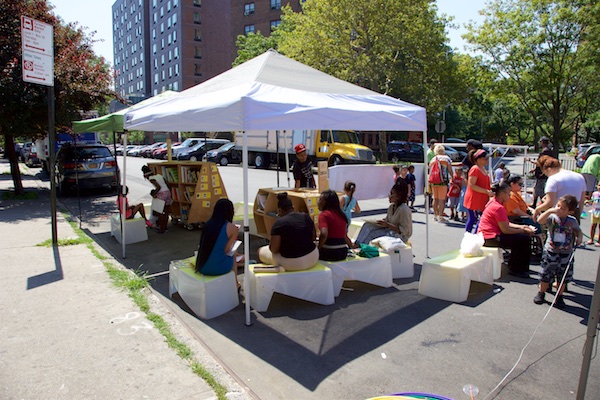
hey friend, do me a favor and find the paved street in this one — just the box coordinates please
[2,156,600,399]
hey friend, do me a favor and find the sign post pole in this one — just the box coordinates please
[21,16,56,245]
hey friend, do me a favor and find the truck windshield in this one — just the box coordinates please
[332,130,360,144]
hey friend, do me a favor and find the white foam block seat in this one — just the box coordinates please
[110,215,148,244]
[347,220,366,243]
[169,258,239,319]
[418,249,495,303]
[481,246,502,280]
[321,252,393,297]
[233,202,258,236]
[382,246,414,279]
[247,263,335,312]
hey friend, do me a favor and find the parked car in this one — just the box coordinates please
[25,145,41,167]
[580,144,600,167]
[172,137,211,157]
[576,143,597,167]
[127,145,144,157]
[54,144,118,195]
[152,142,181,159]
[443,145,466,162]
[203,142,242,166]
[19,142,33,161]
[177,140,230,161]
[140,142,164,158]
[386,141,424,163]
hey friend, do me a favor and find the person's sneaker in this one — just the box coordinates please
[145,220,153,228]
[453,215,460,221]
[533,291,545,304]
[554,295,566,309]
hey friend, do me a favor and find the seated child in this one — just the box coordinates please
[116,186,152,227]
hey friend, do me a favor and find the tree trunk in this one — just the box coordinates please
[378,131,388,162]
[4,135,25,195]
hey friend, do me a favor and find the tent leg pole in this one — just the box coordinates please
[242,131,252,326]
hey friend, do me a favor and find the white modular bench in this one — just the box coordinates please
[381,246,414,279]
[321,252,393,297]
[418,249,496,303]
[110,215,148,245]
[169,258,239,319]
[247,263,335,312]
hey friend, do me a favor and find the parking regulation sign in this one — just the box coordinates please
[21,16,54,86]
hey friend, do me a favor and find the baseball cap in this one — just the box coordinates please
[539,136,550,142]
[294,143,306,154]
[467,139,483,149]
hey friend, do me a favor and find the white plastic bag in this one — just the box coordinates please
[370,236,406,252]
[460,232,484,257]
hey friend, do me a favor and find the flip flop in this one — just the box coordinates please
[586,240,594,245]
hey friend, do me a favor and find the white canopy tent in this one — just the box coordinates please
[124,49,428,325]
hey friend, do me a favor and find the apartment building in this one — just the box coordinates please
[112,0,304,100]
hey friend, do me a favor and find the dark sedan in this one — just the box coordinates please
[203,142,242,166]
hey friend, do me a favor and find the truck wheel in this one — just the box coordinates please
[329,155,343,167]
[219,156,229,166]
[254,153,269,169]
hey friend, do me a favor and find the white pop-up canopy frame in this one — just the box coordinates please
[124,49,428,325]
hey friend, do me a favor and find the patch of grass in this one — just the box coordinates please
[36,236,91,247]
[2,191,39,200]
[64,214,229,400]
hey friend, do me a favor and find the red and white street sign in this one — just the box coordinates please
[21,16,54,86]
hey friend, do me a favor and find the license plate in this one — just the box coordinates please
[87,163,98,169]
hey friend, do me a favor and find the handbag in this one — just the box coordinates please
[357,243,380,258]
[428,157,443,184]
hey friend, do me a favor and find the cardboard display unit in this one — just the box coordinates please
[147,161,228,227]
[253,188,322,239]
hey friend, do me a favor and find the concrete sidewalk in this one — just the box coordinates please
[0,160,249,399]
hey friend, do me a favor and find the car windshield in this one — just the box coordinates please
[219,143,235,151]
[64,146,113,161]
[331,130,360,144]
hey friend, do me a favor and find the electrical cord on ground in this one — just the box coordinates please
[482,249,576,400]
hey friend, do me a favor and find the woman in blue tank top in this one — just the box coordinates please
[195,199,240,284]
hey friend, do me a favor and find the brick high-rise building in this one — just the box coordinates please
[112,0,304,101]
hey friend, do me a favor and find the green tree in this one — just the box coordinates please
[0,0,115,194]
[464,0,600,155]
[233,31,279,67]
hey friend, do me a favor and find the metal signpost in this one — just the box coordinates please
[21,16,57,245]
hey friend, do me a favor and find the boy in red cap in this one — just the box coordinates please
[293,143,315,188]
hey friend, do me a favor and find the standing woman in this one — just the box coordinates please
[317,190,353,261]
[429,144,453,222]
[142,165,172,233]
[463,149,492,233]
[195,199,240,285]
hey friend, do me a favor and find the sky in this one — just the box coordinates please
[49,0,487,65]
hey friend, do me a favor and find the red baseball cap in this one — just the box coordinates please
[294,144,306,154]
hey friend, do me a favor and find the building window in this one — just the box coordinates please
[244,25,255,35]
[194,63,202,76]
[173,81,178,91]
[244,3,255,16]
[173,31,177,42]
[270,20,281,30]
[194,29,202,41]
[175,63,179,75]
[270,0,281,10]
[174,47,179,58]
[152,43,157,54]
[154,73,159,84]
[193,0,201,6]
[194,12,201,24]
[172,14,177,25]
[174,0,178,7]
[160,6,164,18]
[161,22,164,33]
[194,46,202,58]
[162,70,166,81]
[161,54,165,65]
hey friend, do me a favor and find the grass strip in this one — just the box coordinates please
[43,215,230,400]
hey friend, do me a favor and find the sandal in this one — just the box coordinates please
[586,240,594,245]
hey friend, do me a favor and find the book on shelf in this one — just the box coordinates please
[184,186,195,203]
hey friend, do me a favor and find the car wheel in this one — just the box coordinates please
[329,155,343,167]
[254,153,269,169]
[190,155,198,162]
[219,156,229,166]
[390,155,400,163]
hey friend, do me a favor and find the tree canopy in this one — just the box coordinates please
[0,0,115,193]
[464,0,600,151]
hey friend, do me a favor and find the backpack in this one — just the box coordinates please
[429,157,446,184]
